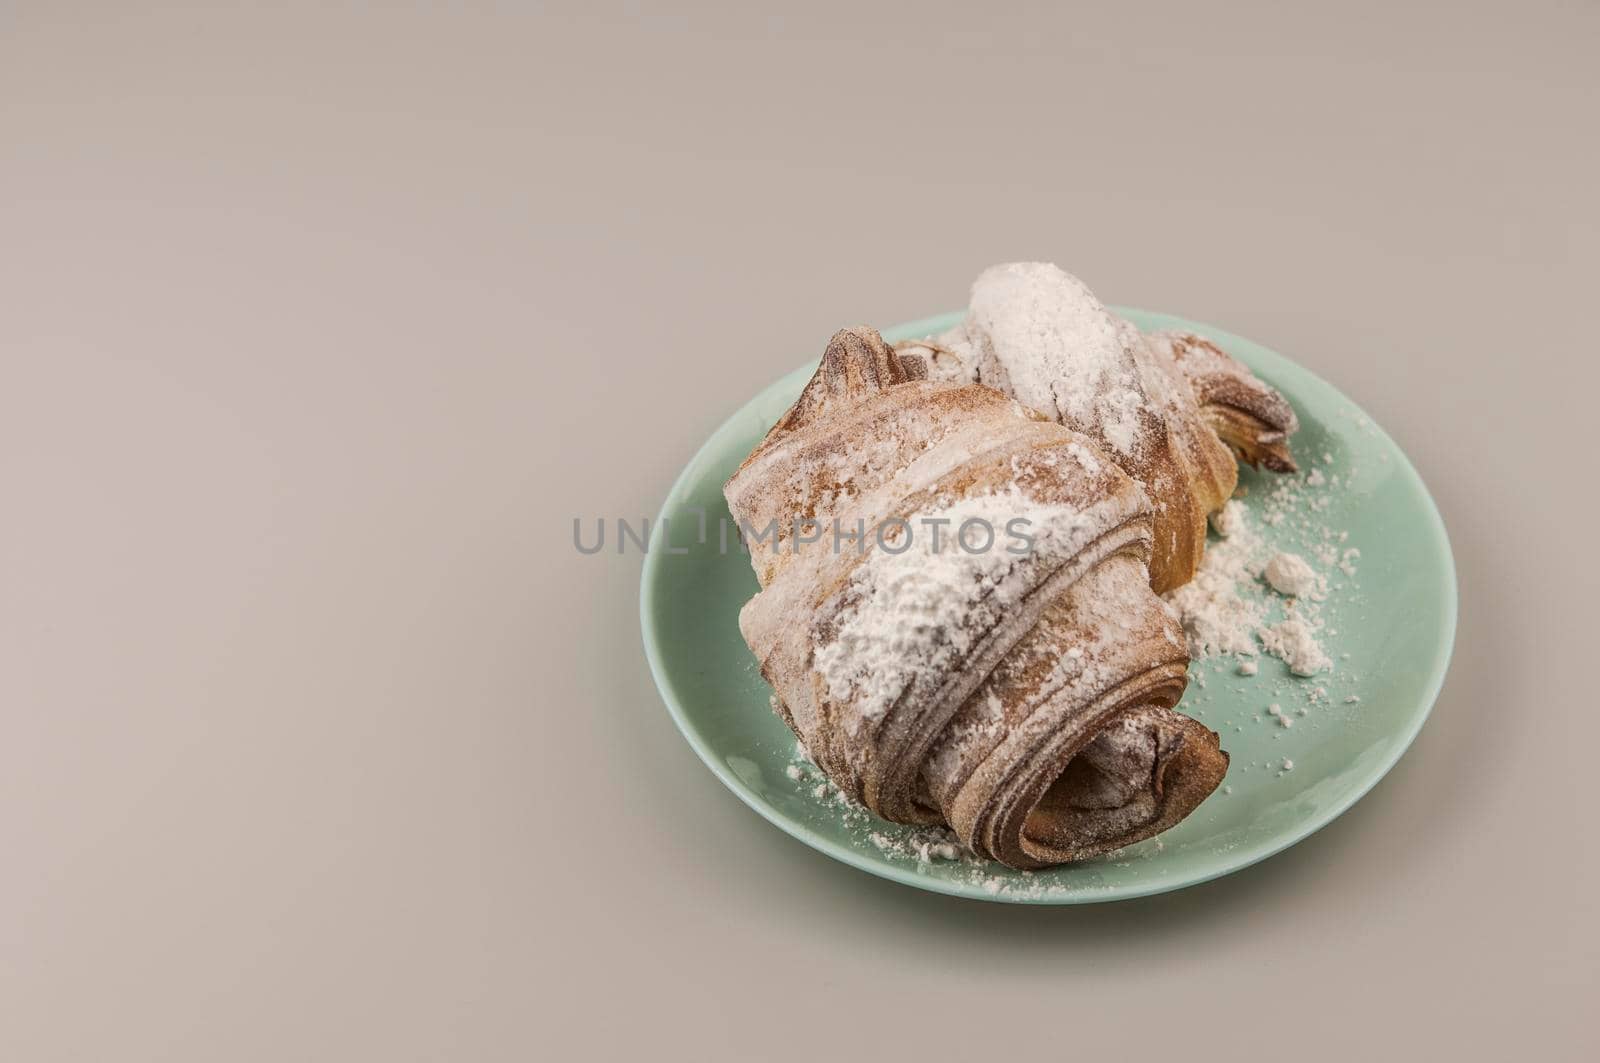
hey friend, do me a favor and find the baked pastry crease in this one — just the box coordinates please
[897,263,1298,593]
[725,327,1228,868]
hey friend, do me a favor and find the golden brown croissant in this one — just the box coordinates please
[725,327,1227,868]
[897,263,1297,593]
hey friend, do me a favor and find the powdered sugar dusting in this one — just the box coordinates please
[813,486,1116,725]
[944,262,1155,458]
[1066,440,1102,475]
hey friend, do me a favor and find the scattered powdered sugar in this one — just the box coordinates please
[1165,500,1267,656]
[1263,552,1324,599]
[1259,617,1333,676]
[1210,497,1247,538]
[869,827,969,864]
[1164,467,1354,681]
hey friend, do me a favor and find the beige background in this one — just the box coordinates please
[2,2,1596,1060]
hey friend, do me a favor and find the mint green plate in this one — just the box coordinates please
[640,309,1456,903]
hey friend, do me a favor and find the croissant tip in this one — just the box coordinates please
[827,325,884,346]
[1228,438,1297,475]
[760,325,917,440]
[1259,444,1298,474]
[817,326,914,395]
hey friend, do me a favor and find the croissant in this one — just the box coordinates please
[725,327,1228,868]
[1145,329,1299,474]
[897,263,1298,593]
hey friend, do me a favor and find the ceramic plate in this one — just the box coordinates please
[639,309,1456,903]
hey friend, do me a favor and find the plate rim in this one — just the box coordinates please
[639,307,1458,904]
